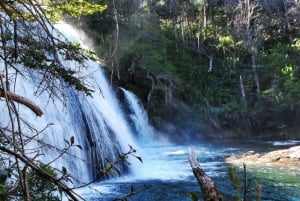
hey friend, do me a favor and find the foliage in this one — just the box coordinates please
[0,1,100,97]
[189,191,199,201]
[82,0,300,136]
[44,0,107,21]
[228,165,262,201]
[100,145,142,177]
[0,171,9,201]
[228,166,242,201]
[26,164,60,201]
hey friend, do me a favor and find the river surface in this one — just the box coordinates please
[77,139,300,201]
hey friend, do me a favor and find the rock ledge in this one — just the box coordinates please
[225,146,300,171]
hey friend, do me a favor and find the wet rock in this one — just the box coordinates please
[225,146,300,171]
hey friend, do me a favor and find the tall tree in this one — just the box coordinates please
[230,0,263,99]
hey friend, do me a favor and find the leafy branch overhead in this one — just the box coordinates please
[45,0,107,21]
[0,0,103,97]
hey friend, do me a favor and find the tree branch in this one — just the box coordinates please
[0,145,81,201]
[0,88,43,116]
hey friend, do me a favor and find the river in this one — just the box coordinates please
[77,139,300,201]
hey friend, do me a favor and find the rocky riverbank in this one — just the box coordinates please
[225,145,300,171]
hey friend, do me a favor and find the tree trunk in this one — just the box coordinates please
[282,0,293,44]
[239,74,246,102]
[207,54,213,73]
[250,44,260,97]
[188,149,223,201]
[180,14,185,43]
[111,0,120,81]
[203,0,207,28]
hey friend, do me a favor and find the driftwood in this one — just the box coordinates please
[0,88,43,116]
[188,149,223,201]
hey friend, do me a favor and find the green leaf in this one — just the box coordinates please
[62,166,67,175]
[75,144,83,150]
[0,170,8,184]
[128,144,133,151]
[130,186,135,194]
[114,167,121,177]
[134,156,143,163]
[45,0,107,22]
[64,139,70,146]
[118,154,127,161]
[189,191,199,201]
[105,162,112,171]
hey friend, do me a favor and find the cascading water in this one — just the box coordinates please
[0,22,140,184]
[120,88,155,143]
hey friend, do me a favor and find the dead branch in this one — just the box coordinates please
[188,149,223,201]
[0,88,43,116]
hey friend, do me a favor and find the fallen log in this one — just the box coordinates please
[0,88,43,116]
[188,149,223,201]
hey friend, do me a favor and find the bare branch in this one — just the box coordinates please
[0,88,43,116]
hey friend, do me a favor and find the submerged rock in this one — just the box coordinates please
[225,146,300,171]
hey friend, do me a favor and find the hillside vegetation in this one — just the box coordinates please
[78,0,300,140]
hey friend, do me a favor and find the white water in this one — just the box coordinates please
[267,140,300,146]
[120,88,170,145]
[78,141,300,201]
[0,21,140,184]
[120,88,154,142]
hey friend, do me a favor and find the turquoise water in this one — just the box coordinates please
[78,140,300,201]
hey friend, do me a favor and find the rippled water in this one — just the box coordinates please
[76,140,300,201]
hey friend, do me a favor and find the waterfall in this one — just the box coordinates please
[120,88,155,144]
[0,22,140,184]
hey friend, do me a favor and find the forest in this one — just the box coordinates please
[77,0,300,141]
[0,0,300,201]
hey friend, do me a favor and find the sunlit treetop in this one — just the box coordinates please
[44,0,107,21]
[0,0,106,21]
